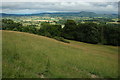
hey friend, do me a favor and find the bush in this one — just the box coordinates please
[53,36,70,43]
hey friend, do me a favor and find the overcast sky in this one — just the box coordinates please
[1,0,119,14]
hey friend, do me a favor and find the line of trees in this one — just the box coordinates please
[2,19,120,46]
[2,19,37,34]
[62,20,120,46]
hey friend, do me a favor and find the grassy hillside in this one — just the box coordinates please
[2,30,119,78]
[0,31,2,79]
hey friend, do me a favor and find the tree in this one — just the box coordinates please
[100,24,120,46]
[21,26,37,34]
[77,22,99,44]
[62,20,77,40]
[39,23,62,37]
[2,19,22,30]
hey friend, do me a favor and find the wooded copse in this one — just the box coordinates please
[2,19,120,46]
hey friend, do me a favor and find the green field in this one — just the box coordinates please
[2,30,119,78]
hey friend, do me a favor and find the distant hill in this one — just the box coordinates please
[0,11,118,18]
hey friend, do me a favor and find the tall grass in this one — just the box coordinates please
[2,30,118,78]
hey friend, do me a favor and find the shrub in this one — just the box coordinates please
[53,36,70,43]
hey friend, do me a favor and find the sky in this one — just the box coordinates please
[1,0,119,14]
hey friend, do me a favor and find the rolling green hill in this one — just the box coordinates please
[2,30,119,78]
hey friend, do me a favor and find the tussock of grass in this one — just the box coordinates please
[2,30,118,78]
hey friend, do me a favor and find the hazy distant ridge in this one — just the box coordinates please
[0,11,118,18]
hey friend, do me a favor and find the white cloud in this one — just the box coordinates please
[1,2,118,14]
[1,0,119,2]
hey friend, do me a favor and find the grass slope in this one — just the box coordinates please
[2,30,119,78]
